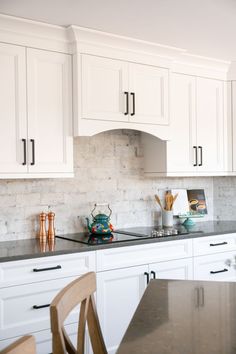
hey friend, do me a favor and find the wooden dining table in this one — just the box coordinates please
[116,278,236,354]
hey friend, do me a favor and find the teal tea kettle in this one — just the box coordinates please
[86,203,114,235]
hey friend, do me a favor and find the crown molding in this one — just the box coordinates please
[67,25,186,59]
[0,13,70,53]
[68,25,231,79]
[0,13,232,78]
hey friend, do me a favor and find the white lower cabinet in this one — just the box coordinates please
[96,265,147,354]
[149,258,193,280]
[0,251,96,354]
[96,240,193,354]
[2,234,236,354]
[0,276,80,340]
[194,251,236,281]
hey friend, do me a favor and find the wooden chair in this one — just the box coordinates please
[50,271,107,354]
[1,335,36,354]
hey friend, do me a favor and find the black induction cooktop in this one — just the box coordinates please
[56,225,192,246]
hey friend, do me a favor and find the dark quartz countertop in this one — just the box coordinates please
[1,220,236,263]
[0,238,90,263]
[117,278,236,354]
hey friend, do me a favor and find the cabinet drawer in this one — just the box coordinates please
[97,239,192,271]
[149,258,193,280]
[0,276,81,340]
[0,323,78,354]
[193,234,236,256]
[194,251,236,281]
[0,252,96,288]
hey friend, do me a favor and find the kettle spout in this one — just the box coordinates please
[85,217,91,232]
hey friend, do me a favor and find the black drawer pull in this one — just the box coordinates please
[130,92,135,116]
[124,91,129,115]
[198,146,203,166]
[33,265,62,272]
[210,242,228,247]
[210,268,228,274]
[144,272,149,284]
[22,139,27,165]
[30,139,35,165]
[33,304,50,309]
[193,146,198,167]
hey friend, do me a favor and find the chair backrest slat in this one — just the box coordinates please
[62,327,76,354]
[87,295,108,354]
[77,296,90,354]
[50,272,107,354]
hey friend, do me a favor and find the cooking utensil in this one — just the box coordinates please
[154,194,163,210]
[165,191,173,211]
[171,193,178,210]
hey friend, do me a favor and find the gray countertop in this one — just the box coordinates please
[117,278,236,354]
[1,220,236,263]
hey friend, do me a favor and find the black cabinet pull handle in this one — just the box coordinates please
[193,146,198,166]
[130,92,135,116]
[210,242,227,247]
[33,304,50,310]
[30,139,35,165]
[22,139,27,165]
[210,268,228,274]
[144,272,149,284]
[33,265,62,272]
[124,92,129,115]
[198,146,203,166]
[150,271,156,279]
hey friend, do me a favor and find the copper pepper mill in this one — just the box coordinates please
[47,211,55,240]
[38,212,47,242]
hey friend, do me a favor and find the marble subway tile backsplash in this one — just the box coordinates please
[213,177,236,221]
[0,130,218,241]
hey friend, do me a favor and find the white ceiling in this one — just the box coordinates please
[0,0,236,61]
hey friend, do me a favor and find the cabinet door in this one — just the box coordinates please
[196,77,224,172]
[129,63,169,125]
[194,282,227,353]
[0,43,27,173]
[81,55,129,122]
[27,48,73,173]
[96,265,148,354]
[149,258,193,280]
[167,73,197,172]
[232,81,236,172]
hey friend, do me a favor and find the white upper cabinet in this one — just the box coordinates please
[82,55,128,122]
[0,43,73,178]
[27,49,73,174]
[231,81,236,172]
[167,73,196,173]
[196,77,224,173]
[143,73,226,176]
[80,54,169,133]
[0,43,27,173]
[129,63,169,125]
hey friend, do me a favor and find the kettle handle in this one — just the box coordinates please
[91,203,112,218]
